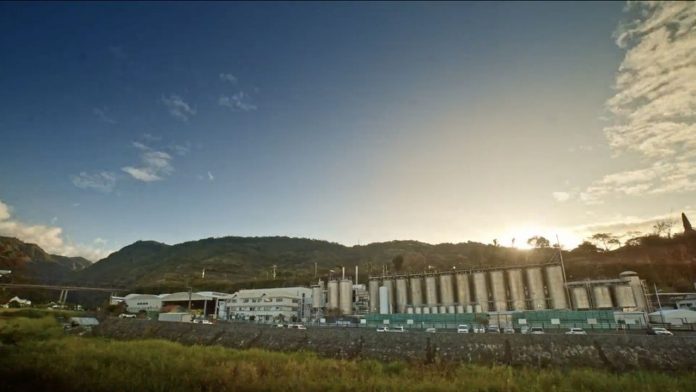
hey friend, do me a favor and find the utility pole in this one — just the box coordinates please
[314,262,317,278]
[654,283,664,324]
[272,265,277,280]
[186,278,193,313]
[556,234,571,309]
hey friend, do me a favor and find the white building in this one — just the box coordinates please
[222,287,312,322]
[648,309,696,326]
[124,294,163,313]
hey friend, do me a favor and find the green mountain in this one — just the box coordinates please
[0,236,92,283]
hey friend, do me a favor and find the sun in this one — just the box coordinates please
[499,226,582,250]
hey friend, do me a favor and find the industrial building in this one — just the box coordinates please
[118,291,231,317]
[220,287,312,322]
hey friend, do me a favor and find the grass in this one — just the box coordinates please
[1,317,695,392]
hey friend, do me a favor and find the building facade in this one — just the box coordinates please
[221,287,312,322]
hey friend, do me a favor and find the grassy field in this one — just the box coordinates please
[1,315,695,392]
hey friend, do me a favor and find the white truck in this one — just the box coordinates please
[158,312,193,323]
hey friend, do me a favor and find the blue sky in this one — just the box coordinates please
[1,2,695,260]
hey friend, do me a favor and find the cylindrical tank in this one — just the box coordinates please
[327,280,339,310]
[368,280,380,313]
[614,284,637,308]
[506,269,526,310]
[414,306,422,314]
[620,271,647,311]
[545,265,568,309]
[425,275,438,306]
[456,305,464,314]
[466,304,473,313]
[489,270,507,311]
[379,286,390,314]
[382,279,395,314]
[447,305,456,314]
[474,304,482,313]
[593,285,613,309]
[422,306,430,314]
[455,273,471,306]
[439,274,455,307]
[571,286,590,310]
[409,276,423,307]
[406,307,414,314]
[311,285,323,309]
[472,272,489,312]
[339,279,353,315]
[439,305,447,314]
[431,306,439,314]
[395,278,408,313]
[526,267,546,310]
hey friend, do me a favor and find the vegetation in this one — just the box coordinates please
[1,317,695,392]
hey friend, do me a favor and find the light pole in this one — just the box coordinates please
[653,283,664,325]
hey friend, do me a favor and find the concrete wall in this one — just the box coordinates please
[95,319,696,371]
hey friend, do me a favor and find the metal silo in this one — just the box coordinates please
[425,275,438,306]
[410,276,423,307]
[339,279,353,315]
[472,271,489,312]
[490,270,507,311]
[455,273,471,306]
[382,279,395,314]
[368,279,380,313]
[613,284,637,308]
[571,286,590,310]
[592,285,613,309]
[379,286,390,314]
[327,280,339,310]
[545,265,568,309]
[311,284,323,309]
[439,274,455,307]
[422,306,430,314]
[506,269,526,310]
[395,278,409,313]
[526,267,546,310]
[620,271,647,311]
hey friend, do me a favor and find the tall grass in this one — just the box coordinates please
[1,317,694,392]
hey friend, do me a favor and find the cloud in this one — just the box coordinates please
[162,94,196,121]
[0,199,111,261]
[207,171,215,181]
[219,73,238,84]
[218,92,257,112]
[70,171,117,193]
[93,107,116,124]
[579,2,696,204]
[570,208,695,240]
[552,192,571,202]
[169,142,191,156]
[121,142,174,182]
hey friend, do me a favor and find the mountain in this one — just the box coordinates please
[0,236,92,283]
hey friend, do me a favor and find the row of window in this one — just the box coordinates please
[230,306,294,312]
[232,298,301,304]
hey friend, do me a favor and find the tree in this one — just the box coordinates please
[573,241,600,253]
[527,236,550,249]
[652,220,675,237]
[391,255,404,273]
[492,239,499,247]
[589,233,619,251]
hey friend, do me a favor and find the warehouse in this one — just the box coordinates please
[221,287,312,322]
[648,309,696,326]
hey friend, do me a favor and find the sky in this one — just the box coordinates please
[1,2,695,260]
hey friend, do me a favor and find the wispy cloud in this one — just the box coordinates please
[93,107,116,124]
[207,171,215,181]
[219,73,238,84]
[162,94,196,121]
[70,171,117,193]
[218,92,257,112]
[580,2,696,204]
[552,192,571,202]
[0,198,111,261]
[122,142,174,182]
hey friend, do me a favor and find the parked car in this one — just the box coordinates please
[376,326,388,332]
[519,325,530,334]
[486,325,501,333]
[472,325,486,333]
[503,327,515,334]
[529,327,545,335]
[288,323,307,330]
[275,323,286,328]
[457,324,470,333]
[425,327,437,333]
[193,319,213,325]
[647,327,673,336]
[565,328,587,335]
[118,313,136,319]
[388,326,406,333]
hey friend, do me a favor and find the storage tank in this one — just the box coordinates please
[425,275,438,306]
[378,286,390,314]
[447,305,456,314]
[382,279,395,314]
[406,307,414,314]
[414,306,422,314]
[614,284,637,308]
[327,280,339,310]
[456,305,464,314]
[526,267,546,310]
[410,276,423,307]
[472,272,489,312]
[506,269,526,310]
[455,273,471,306]
[431,306,439,314]
[368,279,380,313]
[439,274,455,307]
[571,286,590,310]
[339,279,353,315]
[592,285,613,309]
[620,271,647,311]
[395,278,409,313]
[489,270,507,311]
[545,265,568,309]
[422,306,430,314]
[311,285,323,309]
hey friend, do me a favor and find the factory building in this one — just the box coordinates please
[221,287,312,322]
[123,294,164,313]
[566,271,649,312]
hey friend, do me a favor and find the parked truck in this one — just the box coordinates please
[158,312,193,323]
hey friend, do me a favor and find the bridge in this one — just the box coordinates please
[0,283,127,305]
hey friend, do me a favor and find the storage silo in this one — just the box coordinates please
[545,265,568,309]
[571,286,590,310]
[327,280,339,310]
[379,286,390,314]
[410,276,423,307]
[311,284,323,309]
[592,285,613,309]
[489,270,507,311]
[395,278,409,313]
[439,274,455,307]
[506,269,526,310]
[526,267,546,310]
[455,273,470,306]
[382,279,395,314]
[425,275,438,306]
[368,279,380,313]
[613,284,637,309]
[339,279,353,315]
[620,271,647,311]
[472,271,489,312]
